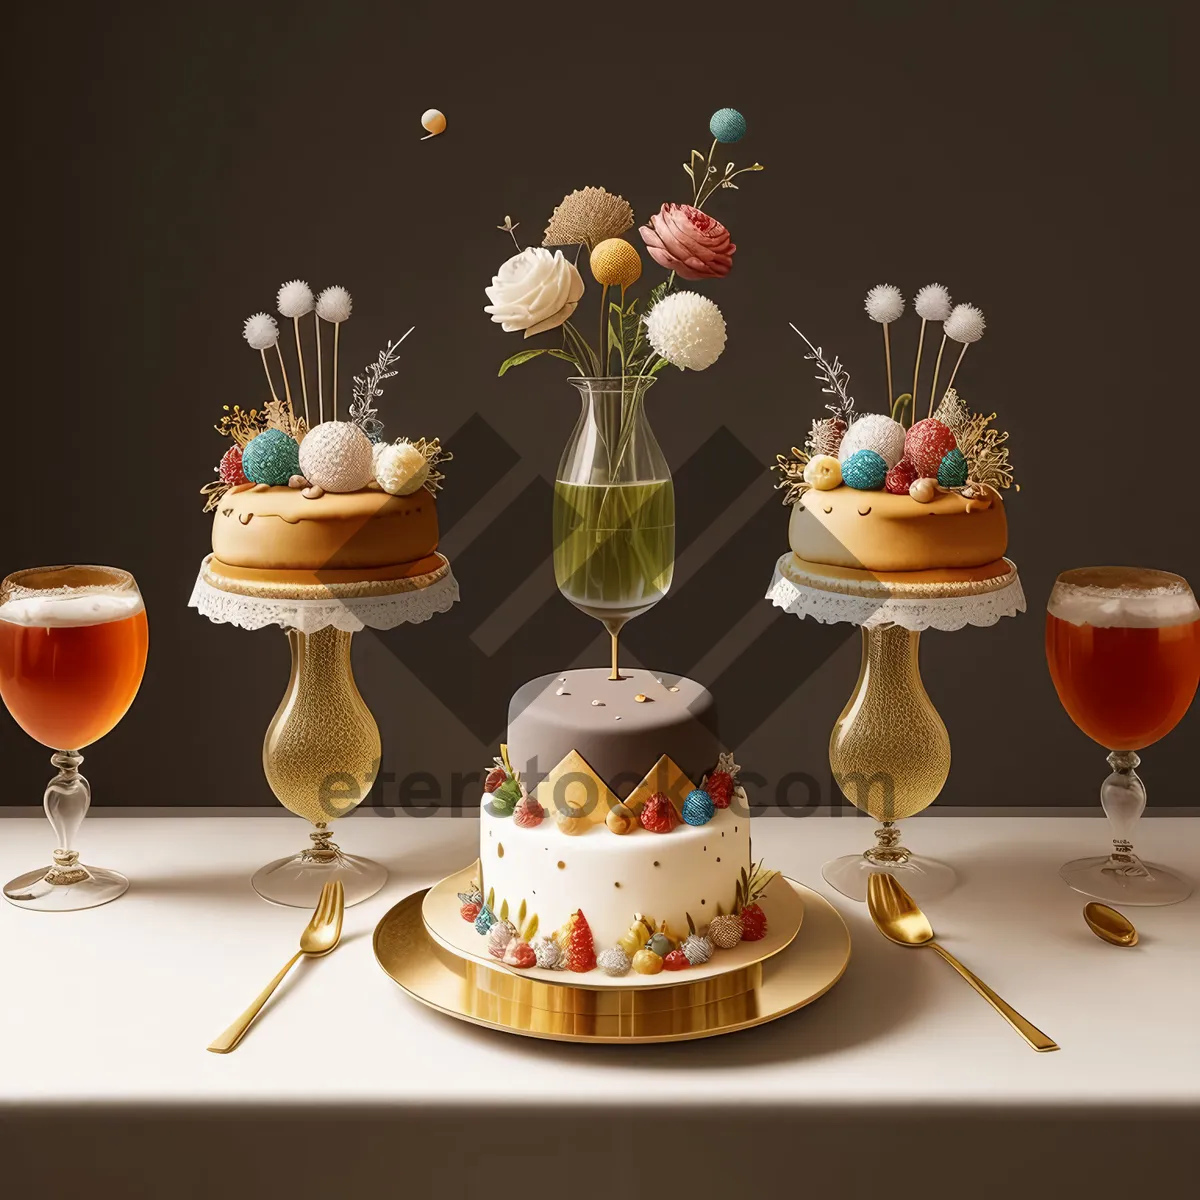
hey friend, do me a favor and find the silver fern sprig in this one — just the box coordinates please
[788,324,856,424]
[349,327,415,441]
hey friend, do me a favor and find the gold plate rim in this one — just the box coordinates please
[779,551,1020,600]
[372,874,852,1044]
[421,861,805,990]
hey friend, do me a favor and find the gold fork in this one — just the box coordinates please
[207,880,344,1054]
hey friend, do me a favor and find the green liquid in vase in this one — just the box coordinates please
[553,480,675,622]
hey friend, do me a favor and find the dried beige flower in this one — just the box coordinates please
[543,186,634,250]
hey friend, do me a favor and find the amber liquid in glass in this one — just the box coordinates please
[1046,615,1200,751]
[0,575,148,750]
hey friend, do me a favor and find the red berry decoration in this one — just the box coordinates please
[663,949,691,971]
[460,901,481,923]
[706,771,734,809]
[739,903,768,941]
[904,419,957,478]
[885,457,920,496]
[483,767,508,794]
[565,910,597,972]
[639,792,678,833]
[218,444,247,486]
[502,940,537,969]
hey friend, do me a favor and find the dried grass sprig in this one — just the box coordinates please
[789,324,856,424]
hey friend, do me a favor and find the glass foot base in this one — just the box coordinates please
[822,852,957,904]
[4,864,129,911]
[251,848,386,908]
[1060,855,1193,907]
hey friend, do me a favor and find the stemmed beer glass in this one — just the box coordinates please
[1046,567,1199,905]
[0,566,148,910]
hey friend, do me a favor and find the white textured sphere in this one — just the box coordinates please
[643,290,727,371]
[838,414,907,468]
[298,421,374,492]
[373,441,430,496]
[421,108,447,135]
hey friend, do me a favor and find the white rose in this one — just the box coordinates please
[484,247,585,339]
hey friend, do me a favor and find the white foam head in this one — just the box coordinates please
[0,566,143,628]
[1048,567,1198,629]
[0,590,143,628]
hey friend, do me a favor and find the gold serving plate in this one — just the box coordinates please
[373,872,851,1043]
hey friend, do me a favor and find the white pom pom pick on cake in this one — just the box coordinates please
[944,303,986,394]
[278,280,315,427]
[243,312,282,404]
[912,283,952,419]
[865,284,905,410]
[316,286,353,423]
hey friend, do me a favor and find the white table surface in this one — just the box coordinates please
[2,812,1197,1197]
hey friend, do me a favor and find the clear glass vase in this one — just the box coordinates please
[553,376,675,678]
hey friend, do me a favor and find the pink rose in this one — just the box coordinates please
[638,204,736,280]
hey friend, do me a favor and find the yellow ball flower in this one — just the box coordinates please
[589,238,642,288]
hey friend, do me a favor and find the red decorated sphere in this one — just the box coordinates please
[885,458,920,496]
[904,419,957,478]
[218,444,247,486]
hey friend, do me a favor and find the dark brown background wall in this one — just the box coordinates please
[3,1,1195,809]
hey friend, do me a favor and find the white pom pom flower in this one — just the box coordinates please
[914,283,952,322]
[243,312,279,350]
[277,279,314,318]
[944,303,986,343]
[316,286,353,323]
[644,291,727,371]
[865,284,905,324]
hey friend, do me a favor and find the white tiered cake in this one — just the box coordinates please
[463,667,773,977]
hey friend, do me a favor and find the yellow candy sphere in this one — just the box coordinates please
[421,108,447,136]
[590,238,642,288]
[803,454,843,491]
[631,948,664,975]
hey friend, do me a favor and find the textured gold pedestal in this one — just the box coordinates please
[252,625,386,908]
[373,873,851,1043]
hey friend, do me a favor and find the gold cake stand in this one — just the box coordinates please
[189,553,459,908]
[767,553,1025,904]
[373,865,851,1043]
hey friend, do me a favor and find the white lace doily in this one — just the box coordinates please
[189,556,459,633]
[766,553,1026,631]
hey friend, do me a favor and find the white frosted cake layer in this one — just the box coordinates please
[479,803,749,950]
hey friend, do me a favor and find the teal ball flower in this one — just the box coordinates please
[682,788,714,826]
[646,932,672,957]
[709,108,747,143]
[242,428,300,486]
[842,449,888,490]
[938,448,969,488]
[473,905,496,936]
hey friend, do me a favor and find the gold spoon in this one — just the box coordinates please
[208,880,344,1053]
[1084,902,1139,947]
[867,873,1059,1052]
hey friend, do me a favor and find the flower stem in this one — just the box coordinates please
[928,333,948,419]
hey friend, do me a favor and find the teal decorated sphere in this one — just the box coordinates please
[937,448,969,488]
[682,788,714,827]
[242,429,300,486]
[709,108,747,143]
[842,448,888,490]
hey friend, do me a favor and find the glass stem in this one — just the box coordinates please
[44,750,91,885]
[1101,750,1146,866]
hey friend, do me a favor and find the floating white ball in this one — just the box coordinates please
[298,421,374,493]
[421,108,447,137]
[373,441,430,496]
[838,414,907,469]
